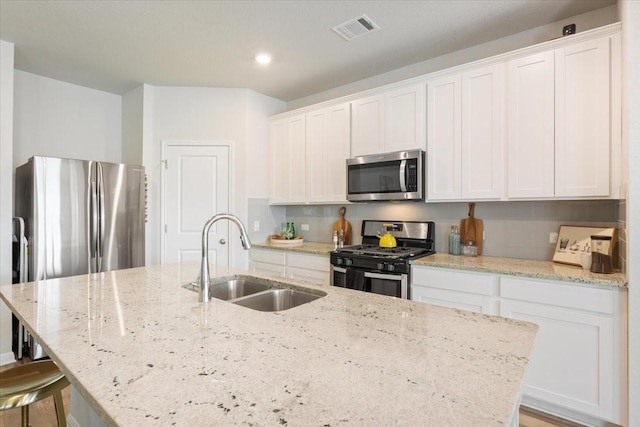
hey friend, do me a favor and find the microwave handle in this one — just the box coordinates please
[399,159,407,192]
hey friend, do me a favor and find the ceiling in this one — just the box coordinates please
[0,0,616,102]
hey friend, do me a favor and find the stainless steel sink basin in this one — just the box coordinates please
[209,277,272,301]
[232,288,325,312]
[183,275,326,311]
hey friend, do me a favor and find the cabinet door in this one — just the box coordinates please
[555,37,610,197]
[507,51,555,198]
[269,115,306,203]
[500,299,615,421]
[351,94,384,156]
[461,64,505,199]
[385,84,426,152]
[427,74,461,200]
[306,103,350,203]
[249,261,286,277]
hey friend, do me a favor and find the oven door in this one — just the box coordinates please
[331,266,408,299]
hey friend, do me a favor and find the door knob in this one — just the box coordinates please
[219,239,226,245]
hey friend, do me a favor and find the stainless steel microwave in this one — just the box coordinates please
[346,150,425,202]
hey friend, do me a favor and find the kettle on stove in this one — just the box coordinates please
[377,227,397,248]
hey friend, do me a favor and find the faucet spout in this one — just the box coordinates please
[199,213,252,302]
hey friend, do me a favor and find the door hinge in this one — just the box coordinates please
[164,224,167,233]
[162,159,168,169]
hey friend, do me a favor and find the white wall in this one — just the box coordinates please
[288,5,618,110]
[141,86,285,268]
[121,85,144,165]
[621,2,640,425]
[13,71,122,167]
[0,40,15,364]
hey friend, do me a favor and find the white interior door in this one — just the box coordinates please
[162,143,230,266]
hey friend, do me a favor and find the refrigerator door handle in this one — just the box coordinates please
[96,162,105,273]
[89,163,99,273]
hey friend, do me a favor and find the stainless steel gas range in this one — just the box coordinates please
[330,220,435,299]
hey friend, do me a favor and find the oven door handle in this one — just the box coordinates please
[333,266,346,274]
[364,271,404,280]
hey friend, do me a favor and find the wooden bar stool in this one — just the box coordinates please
[0,360,70,427]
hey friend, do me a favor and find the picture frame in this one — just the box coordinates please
[552,225,617,266]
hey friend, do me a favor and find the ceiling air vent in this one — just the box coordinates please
[332,14,379,41]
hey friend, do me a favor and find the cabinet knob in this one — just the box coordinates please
[219,239,226,245]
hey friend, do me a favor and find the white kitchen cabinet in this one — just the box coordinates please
[555,36,611,198]
[249,249,329,286]
[461,64,505,199]
[410,265,627,426]
[500,277,627,426]
[508,35,616,199]
[426,74,461,200]
[249,248,286,278]
[351,83,425,157]
[411,266,498,314]
[427,64,505,201]
[306,103,350,204]
[507,51,555,198]
[269,114,306,204]
[285,252,330,285]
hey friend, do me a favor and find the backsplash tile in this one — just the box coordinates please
[282,200,621,262]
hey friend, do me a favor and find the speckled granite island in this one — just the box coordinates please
[1,262,537,426]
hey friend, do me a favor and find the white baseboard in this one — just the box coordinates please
[0,350,16,366]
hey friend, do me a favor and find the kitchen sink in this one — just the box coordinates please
[231,288,324,312]
[183,275,326,311]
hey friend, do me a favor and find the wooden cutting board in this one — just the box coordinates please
[459,202,484,255]
[332,207,352,245]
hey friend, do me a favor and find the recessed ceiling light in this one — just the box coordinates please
[255,53,272,65]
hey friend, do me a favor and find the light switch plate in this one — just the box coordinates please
[253,221,260,232]
[549,232,558,244]
[301,224,309,231]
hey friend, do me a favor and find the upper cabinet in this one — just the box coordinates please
[269,103,351,205]
[268,24,621,205]
[508,34,618,199]
[427,63,505,201]
[269,114,306,204]
[351,83,425,157]
[306,103,351,203]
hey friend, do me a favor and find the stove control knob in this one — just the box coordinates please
[386,264,396,272]
[345,258,353,266]
[376,263,384,271]
[335,258,344,266]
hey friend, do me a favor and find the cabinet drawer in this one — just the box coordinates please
[412,285,496,315]
[412,267,496,296]
[287,267,329,286]
[500,277,615,314]
[287,253,329,272]
[250,249,286,265]
[249,261,286,277]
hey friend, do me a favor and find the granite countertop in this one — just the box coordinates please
[252,241,334,255]
[1,262,537,426]
[253,242,627,289]
[412,253,627,289]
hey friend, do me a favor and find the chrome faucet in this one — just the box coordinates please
[198,213,252,302]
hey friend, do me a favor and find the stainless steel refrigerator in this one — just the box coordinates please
[13,156,146,359]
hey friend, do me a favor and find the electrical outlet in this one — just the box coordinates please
[253,221,260,232]
[549,232,558,244]
[563,24,576,36]
[301,224,309,231]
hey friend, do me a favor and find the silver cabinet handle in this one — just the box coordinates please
[219,239,226,245]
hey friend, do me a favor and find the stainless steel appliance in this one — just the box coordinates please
[13,156,146,359]
[330,220,435,299]
[346,150,424,202]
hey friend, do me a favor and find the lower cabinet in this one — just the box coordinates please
[249,248,330,286]
[411,267,498,315]
[411,265,627,426]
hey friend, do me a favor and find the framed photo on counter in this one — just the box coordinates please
[552,225,616,266]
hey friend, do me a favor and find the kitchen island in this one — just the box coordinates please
[1,262,537,426]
